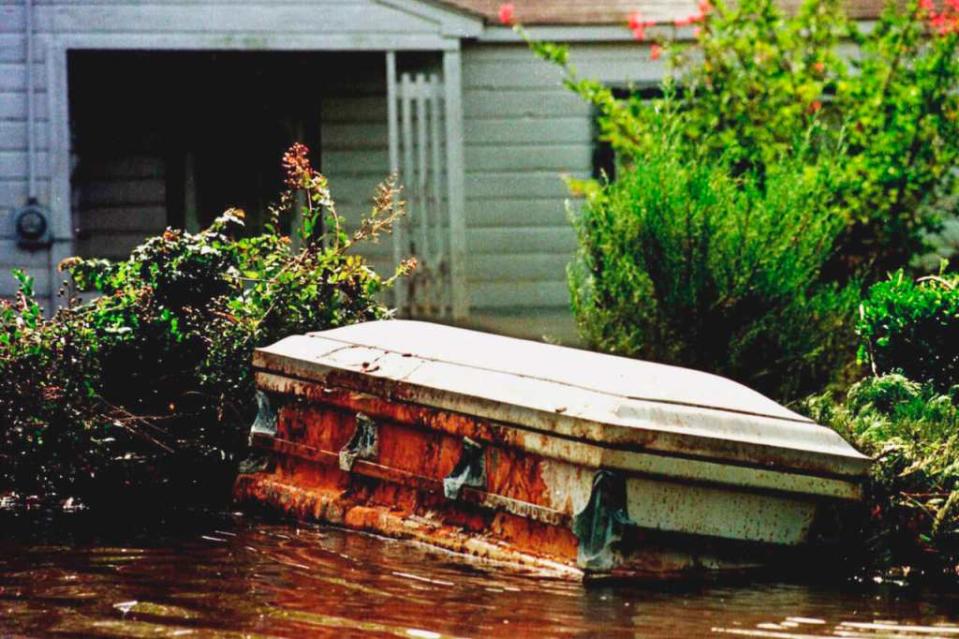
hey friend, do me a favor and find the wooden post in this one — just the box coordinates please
[46,40,72,312]
[183,151,199,233]
[386,51,406,315]
[442,49,468,321]
[400,72,416,316]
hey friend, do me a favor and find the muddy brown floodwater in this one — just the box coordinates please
[1,512,958,638]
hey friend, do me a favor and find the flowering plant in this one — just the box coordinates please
[0,145,409,506]
[520,0,959,278]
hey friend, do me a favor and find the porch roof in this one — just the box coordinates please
[438,0,886,25]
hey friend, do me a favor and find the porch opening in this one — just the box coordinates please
[68,50,438,260]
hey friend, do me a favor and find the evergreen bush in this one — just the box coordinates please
[857,270,959,391]
[568,112,857,400]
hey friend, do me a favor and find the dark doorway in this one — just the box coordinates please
[68,51,332,257]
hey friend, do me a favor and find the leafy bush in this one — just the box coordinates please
[517,0,959,397]
[671,0,959,275]
[857,270,959,391]
[532,0,959,278]
[568,112,858,400]
[0,144,409,506]
[804,374,959,578]
[837,0,959,275]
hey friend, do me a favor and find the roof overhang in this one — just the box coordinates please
[378,0,485,38]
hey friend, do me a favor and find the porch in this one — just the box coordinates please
[45,0,481,320]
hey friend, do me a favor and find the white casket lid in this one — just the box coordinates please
[254,320,869,479]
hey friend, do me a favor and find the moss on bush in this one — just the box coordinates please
[803,375,959,579]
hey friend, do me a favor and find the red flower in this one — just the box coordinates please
[808,100,823,114]
[628,12,656,38]
[282,142,315,188]
[919,0,935,11]
[699,0,713,13]
[812,61,826,74]
[651,43,663,60]
[498,2,515,25]
[929,11,950,33]
[675,12,703,27]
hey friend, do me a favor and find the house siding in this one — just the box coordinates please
[0,17,48,298]
[74,155,168,260]
[0,0,466,303]
[0,1,663,344]
[320,63,394,276]
[460,41,662,342]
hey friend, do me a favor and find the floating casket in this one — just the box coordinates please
[235,320,869,579]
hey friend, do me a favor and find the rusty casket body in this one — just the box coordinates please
[234,320,869,579]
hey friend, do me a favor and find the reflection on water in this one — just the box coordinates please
[1,513,958,638]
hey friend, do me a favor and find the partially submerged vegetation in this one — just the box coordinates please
[805,374,959,579]
[0,144,409,508]
[518,0,959,578]
[803,271,959,580]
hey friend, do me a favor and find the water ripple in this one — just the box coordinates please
[0,515,957,638]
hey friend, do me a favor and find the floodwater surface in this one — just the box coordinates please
[0,512,957,638]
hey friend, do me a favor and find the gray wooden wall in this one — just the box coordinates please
[316,41,664,344]
[459,41,662,343]
[0,0,662,343]
[1,3,50,298]
[0,0,468,303]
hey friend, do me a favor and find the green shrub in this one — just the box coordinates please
[518,0,959,396]
[0,143,409,505]
[568,113,858,400]
[857,270,959,391]
[670,0,959,275]
[804,374,959,577]
[531,0,959,279]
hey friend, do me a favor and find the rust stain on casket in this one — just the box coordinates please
[237,391,578,571]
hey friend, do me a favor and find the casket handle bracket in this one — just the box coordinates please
[240,390,279,474]
[443,437,486,499]
[572,470,634,571]
[339,413,379,471]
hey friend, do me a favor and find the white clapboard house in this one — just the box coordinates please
[0,0,882,341]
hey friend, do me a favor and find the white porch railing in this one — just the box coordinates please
[387,50,467,321]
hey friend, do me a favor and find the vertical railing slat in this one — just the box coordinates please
[443,50,469,321]
[429,74,446,317]
[415,73,430,300]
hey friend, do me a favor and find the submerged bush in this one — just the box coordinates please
[857,270,959,392]
[0,144,410,506]
[804,374,959,578]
